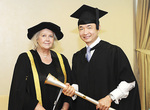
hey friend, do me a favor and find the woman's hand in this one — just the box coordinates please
[61,102,69,110]
[96,95,112,110]
[62,83,75,97]
[34,103,46,110]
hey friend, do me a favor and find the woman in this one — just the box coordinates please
[8,22,72,110]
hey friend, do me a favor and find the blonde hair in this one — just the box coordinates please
[31,30,58,50]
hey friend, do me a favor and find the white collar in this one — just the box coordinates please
[86,37,101,48]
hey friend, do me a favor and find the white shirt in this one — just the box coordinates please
[86,36,101,57]
[85,37,135,104]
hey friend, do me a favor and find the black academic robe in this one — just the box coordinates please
[72,40,141,110]
[8,50,72,110]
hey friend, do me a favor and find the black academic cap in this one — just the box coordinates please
[70,4,108,30]
[27,22,63,40]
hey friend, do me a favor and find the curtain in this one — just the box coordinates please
[136,0,150,110]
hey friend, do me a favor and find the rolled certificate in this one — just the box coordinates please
[45,73,115,110]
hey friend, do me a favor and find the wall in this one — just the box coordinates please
[0,0,135,109]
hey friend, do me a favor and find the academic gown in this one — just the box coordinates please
[72,40,141,110]
[8,50,72,110]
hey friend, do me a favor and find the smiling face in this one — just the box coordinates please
[78,23,100,46]
[37,28,55,50]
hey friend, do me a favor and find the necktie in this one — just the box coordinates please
[86,46,91,62]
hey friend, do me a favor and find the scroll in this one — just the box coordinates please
[45,73,115,110]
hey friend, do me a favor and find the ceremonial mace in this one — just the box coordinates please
[45,73,115,110]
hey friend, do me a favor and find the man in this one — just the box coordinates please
[65,4,141,110]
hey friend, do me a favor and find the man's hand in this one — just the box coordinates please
[62,83,75,97]
[96,95,112,110]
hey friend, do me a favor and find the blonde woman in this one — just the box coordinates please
[9,22,74,110]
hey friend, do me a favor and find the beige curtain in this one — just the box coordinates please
[136,0,150,110]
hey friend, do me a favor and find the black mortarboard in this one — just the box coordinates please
[70,4,108,30]
[27,22,63,40]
